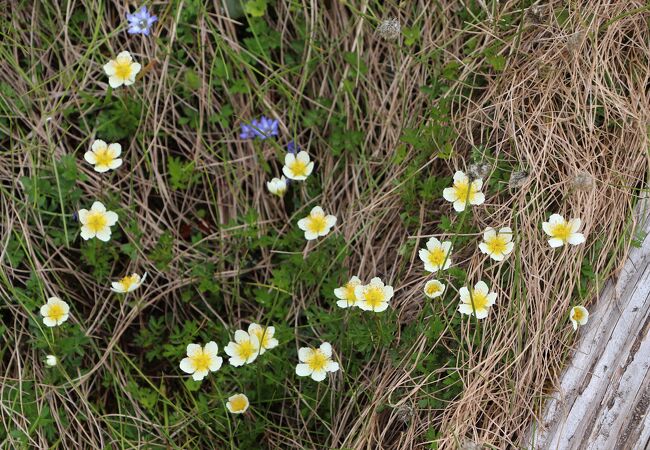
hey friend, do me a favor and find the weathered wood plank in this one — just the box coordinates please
[529,201,650,449]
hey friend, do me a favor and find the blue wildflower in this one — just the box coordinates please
[126,6,158,35]
[286,140,300,154]
[239,116,279,140]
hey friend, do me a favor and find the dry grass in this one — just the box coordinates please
[1,1,649,448]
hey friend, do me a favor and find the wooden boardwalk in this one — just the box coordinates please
[528,201,650,449]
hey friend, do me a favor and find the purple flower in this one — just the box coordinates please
[126,6,158,35]
[239,116,279,140]
[287,140,300,154]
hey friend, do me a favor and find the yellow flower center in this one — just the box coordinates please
[289,159,308,177]
[85,211,108,233]
[94,147,114,167]
[343,282,358,303]
[229,396,248,412]
[252,328,271,348]
[468,290,489,311]
[306,350,328,371]
[119,274,139,291]
[426,283,442,296]
[190,350,211,372]
[486,235,508,254]
[113,59,134,80]
[47,304,65,321]
[550,222,572,242]
[307,214,327,234]
[428,248,447,268]
[572,308,585,322]
[363,286,385,309]
[454,181,478,203]
[236,340,257,360]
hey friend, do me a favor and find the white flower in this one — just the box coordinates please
[226,393,250,414]
[45,355,58,367]
[418,237,452,273]
[478,227,515,261]
[84,140,123,173]
[442,171,485,212]
[282,151,314,180]
[267,176,288,196]
[111,272,146,293]
[297,206,337,240]
[224,330,260,366]
[295,342,340,382]
[458,281,497,320]
[354,277,394,313]
[179,341,223,381]
[103,51,142,88]
[78,201,118,242]
[334,276,362,308]
[570,306,589,330]
[40,297,70,327]
[542,214,586,247]
[424,280,445,299]
[247,323,278,354]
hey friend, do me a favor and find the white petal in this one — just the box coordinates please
[453,171,468,184]
[453,200,466,212]
[541,222,552,235]
[108,159,123,169]
[91,202,106,212]
[103,62,116,76]
[203,341,219,356]
[549,214,564,225]
[325,215,337,228]
[295,363,312,377]
[304,231,318,240]
[79,226,95,240]
[95,228,111,242]
[117,51,132,61]
[310,206,324,216]
[311,370,327,382]
[298,347,312,362]
[186,344,202,356]
[179,357,195,373]
[305,162,314,176]
[104,211,118,226]
[458,304,474,315]
[192,370,208,381]
[478,243,489,255]
[442,187,457,202]
[296,151,310,163]
[43,317,57,327]
[234,330,249,343]
[568,233,586,245]
[548,238,564,248]
[284,153,296,166]
[130,63,142,76]
[78,209,88,223]
[459,287,470,301]
[108,76,123,88]
[475,308,489,319]
[474,281,489,294]
[373,302,389,312]
[84,152,97,164]
[209,357,223,371]
[470,192,485,206]
[326,361,340,372]
[319,342,332,357]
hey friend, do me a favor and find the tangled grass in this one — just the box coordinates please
[1,1,649,448]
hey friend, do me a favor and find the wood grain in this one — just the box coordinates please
[528,201,650,449]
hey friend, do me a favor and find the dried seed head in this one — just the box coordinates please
[571,171,595,191]
[376,18,401,41]
[526,5,545,24]
[393,404,414,424]
[468,162,491,181]
[567,30,586,57]
[509,170,529,190]
[460,438,482,450]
